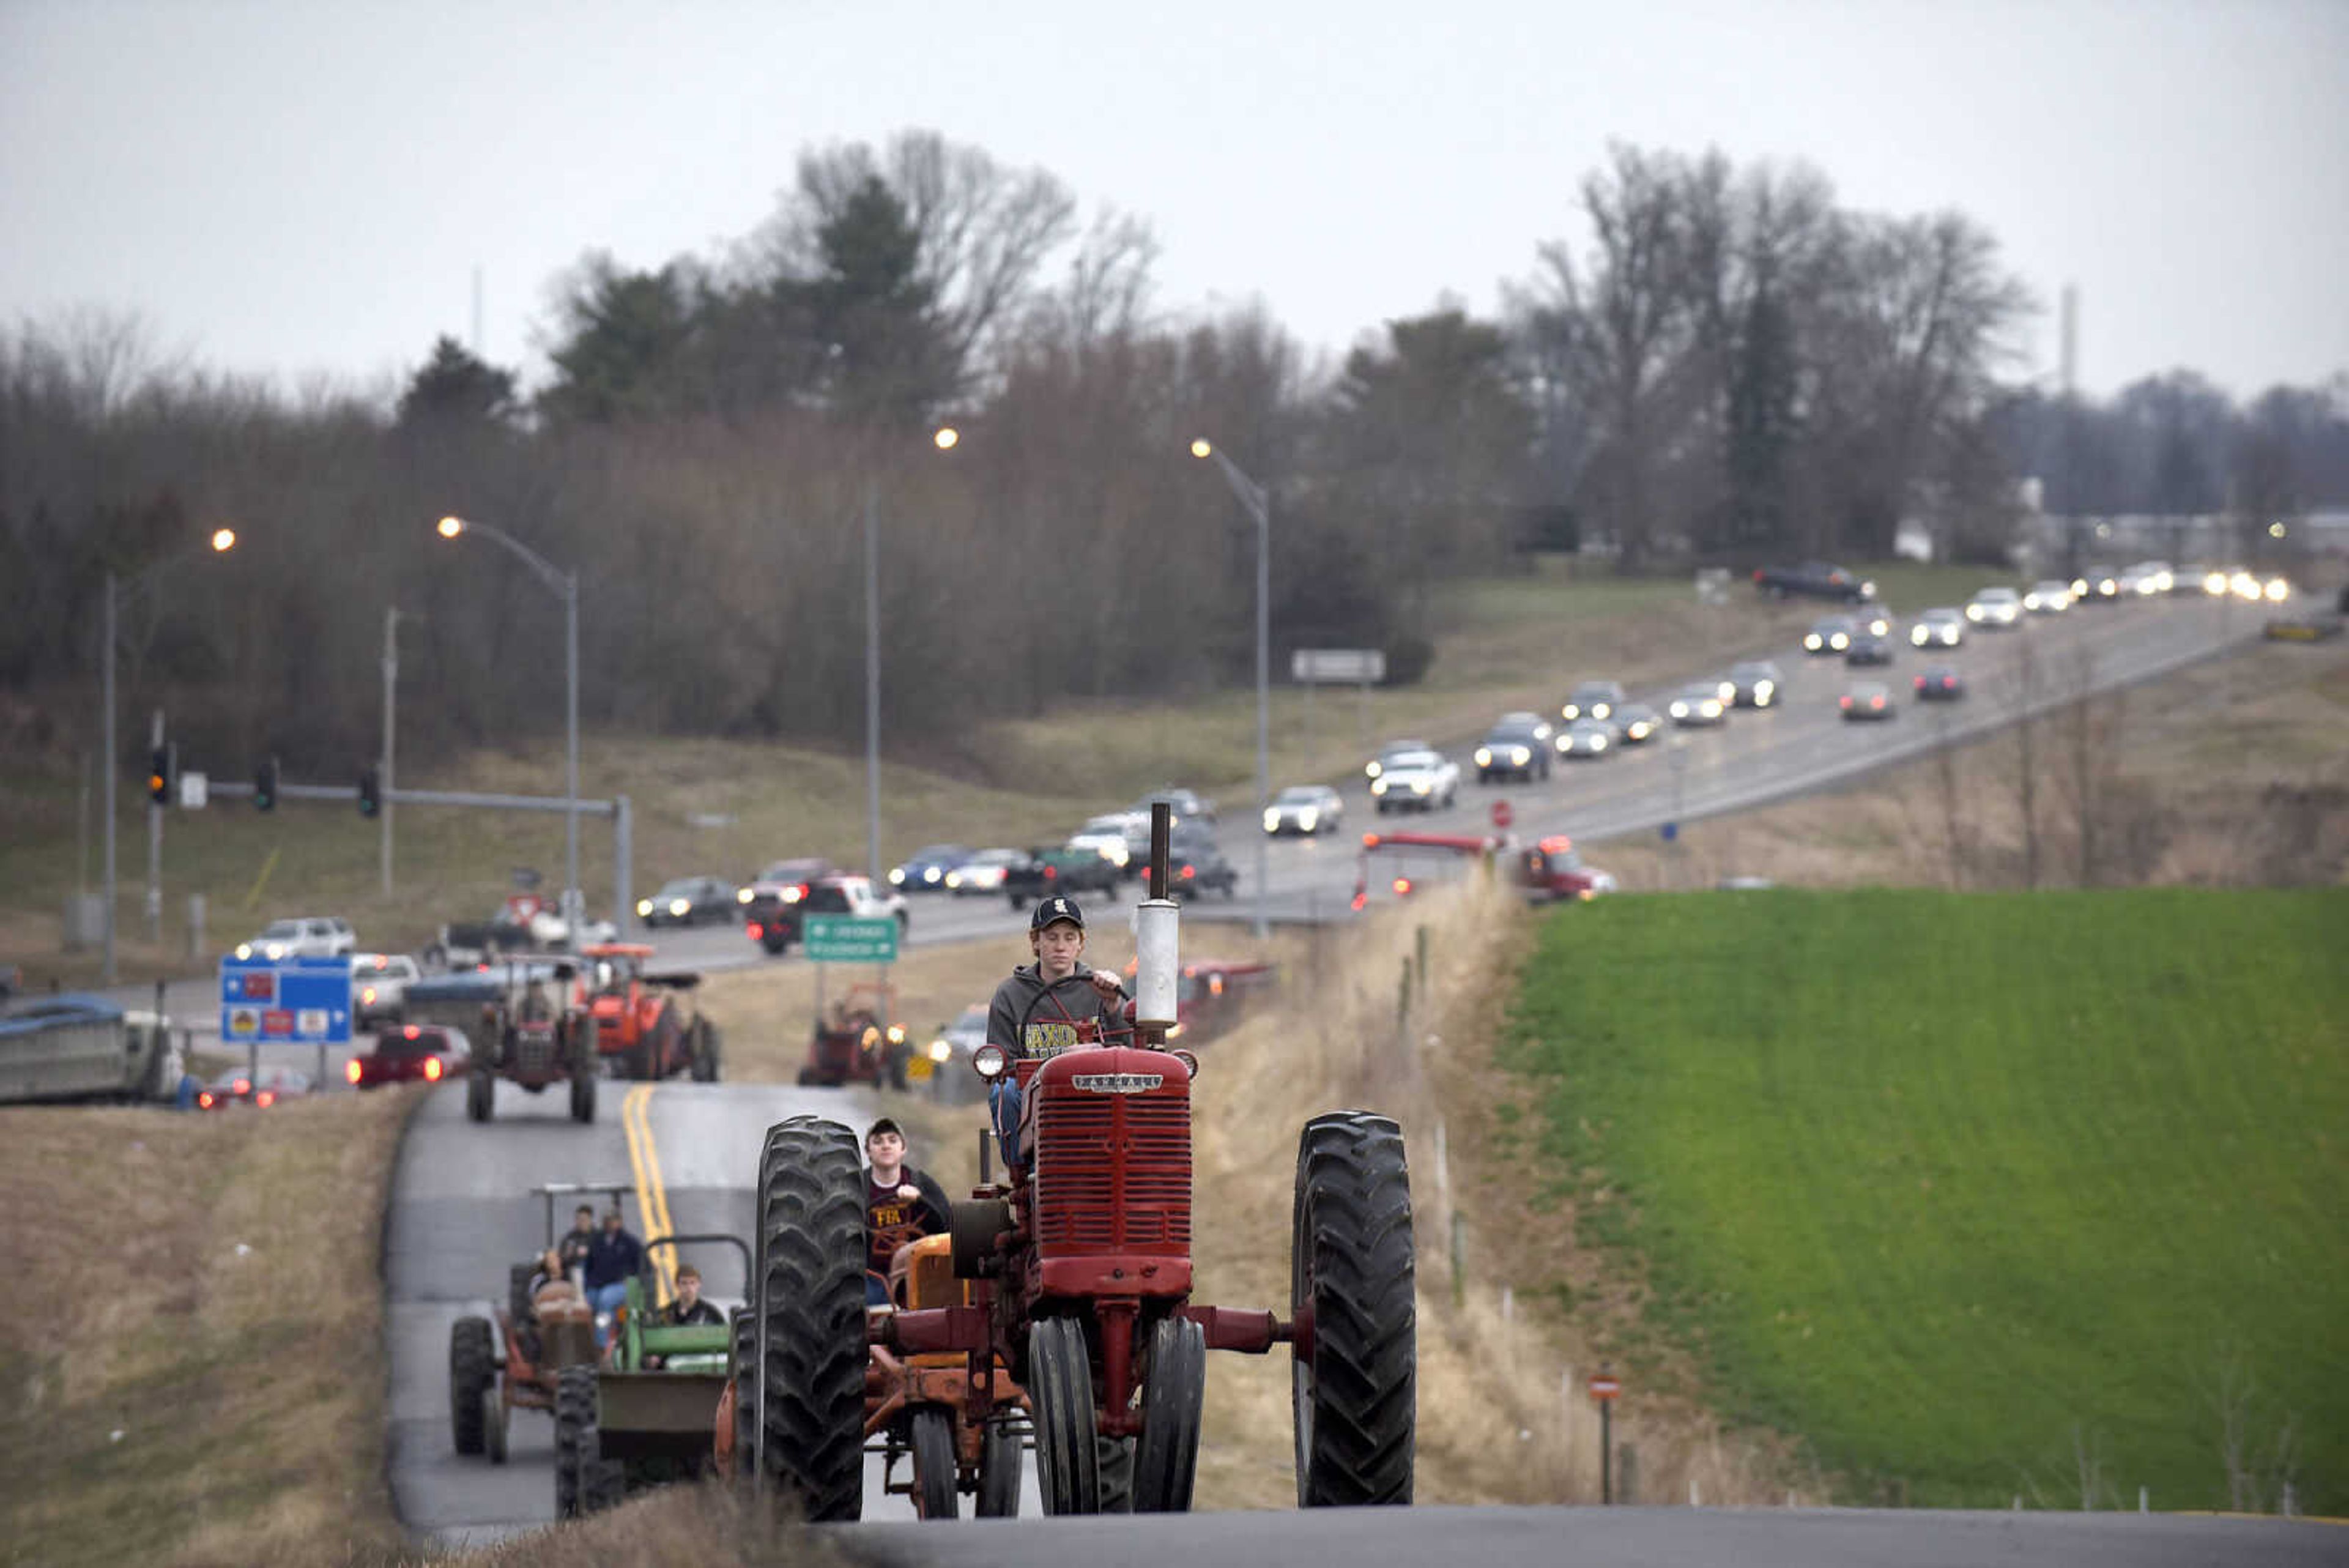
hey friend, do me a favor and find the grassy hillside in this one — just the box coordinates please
[1502,887,2348,1512]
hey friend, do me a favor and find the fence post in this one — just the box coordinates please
[1414,923,1428,995]
[1449,1211,1466,1305]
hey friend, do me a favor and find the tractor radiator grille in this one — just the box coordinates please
[513,1030,556,1075]
[1035,1090,1190,1255]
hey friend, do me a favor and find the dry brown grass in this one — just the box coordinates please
[0,1089,416,1567]
[415,1484,846,1567]
[1596,636,2349,894]
[1183,876,1813,1510]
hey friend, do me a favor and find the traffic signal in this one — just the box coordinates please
[358,765,380,819]
[147,743,177,806]
[255,756,278,812]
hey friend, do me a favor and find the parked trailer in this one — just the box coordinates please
[0,995,176,1105]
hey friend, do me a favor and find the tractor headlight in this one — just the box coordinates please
[973,1044,1008,1080]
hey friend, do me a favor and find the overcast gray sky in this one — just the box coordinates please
[4,0,2343,404]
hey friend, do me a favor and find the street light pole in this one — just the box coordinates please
[1190,440,1272,939]
[101,571,117,985]
[863,475,881,888]
[98,529,237,986]
[436,516,582,937]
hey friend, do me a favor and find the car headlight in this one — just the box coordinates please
[1590,735,1607,752]
[737,887,754,904]
[1474,748,1492,766]
[670,899,689,916]
[1560,704,1580,720]
[1592,703,1611,719]
[889,868,905,885]
[1803,635,1821,650]
[1716,681,1735,701]
[265,942,286,959]
[1911,626,1928,645]
[1365,760,1383,779]
[1298,809,1318,830]
[360,985,377,1005]
[636,899,653,916]
[1831,633,1849,649]
[234,943,253,959]
[1411,779,1430,793]
[1967,604,1983,620]
[781,886,803,903]
[1859,581,1877,599]
[1670,701,1688,718]
[944,871,962,888]
[1509,746,1529,765]
[1264,809,1282,831]
[1755,680,1774,699]
[927,1039,952,1063]
[2266,578,2288,601]
[1372,778,1389,795]
[1702,700,1721,718]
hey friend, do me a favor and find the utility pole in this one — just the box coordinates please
[380,606,401,897]
[101,574,117,985]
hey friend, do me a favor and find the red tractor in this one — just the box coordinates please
[576,943,721,1082]
[799,981,912,1090]
[742,808,1416,1518]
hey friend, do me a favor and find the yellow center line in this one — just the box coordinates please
[620,1083,678,1307]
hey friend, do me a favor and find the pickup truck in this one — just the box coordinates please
[1001,847,1123,910]
[1752,561,1877,603]
[353,953,423,1027]
[750,873,908,955]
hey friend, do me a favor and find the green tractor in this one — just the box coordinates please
[554,1232,749,1518]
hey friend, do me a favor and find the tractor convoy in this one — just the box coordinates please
[442,806,1416,1522]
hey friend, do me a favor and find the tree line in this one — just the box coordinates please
[3,130,2343,779]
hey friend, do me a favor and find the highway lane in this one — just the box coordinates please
[842,1504,2346,1567]
[385,1074,1045,1548]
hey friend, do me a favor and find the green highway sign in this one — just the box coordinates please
[803,913,899,963]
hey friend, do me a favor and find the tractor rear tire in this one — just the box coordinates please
[1134,1314,1206,1512]
[1029,1316,1100,1516]
[466,1069,493,1123]
[508,1263,536,1327]
[449,1315,493,1455]
[570,1069,596,1124]
[690,1019,721,1082]
[976,1421,1023,1518]
[1291,1111,1416,1507]
[554,1364,595,1518]
[910,1407,960,1520]
[754,1117,867,1522]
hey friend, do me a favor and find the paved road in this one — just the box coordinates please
[385,1073,1047,1548]
[842,1504,2345,1567]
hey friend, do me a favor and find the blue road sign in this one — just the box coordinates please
[219,953,353,1044]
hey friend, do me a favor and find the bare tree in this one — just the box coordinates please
[2012,632,2042,888]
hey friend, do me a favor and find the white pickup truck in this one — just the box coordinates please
[353,953,423,1027]
[1369,749,1460,814]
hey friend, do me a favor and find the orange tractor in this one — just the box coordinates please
[577,943,721,1082]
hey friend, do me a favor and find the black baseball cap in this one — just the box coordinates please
[1030,895,1085,932]
[867,1117,904,1140]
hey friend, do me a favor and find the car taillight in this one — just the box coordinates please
[1871,696,1884,708]
[1044,866,1057,879]
[1839,697,1851,708]
[1393,877,1414,896]
[256,1090,276,1108]
[747,922,763,938]
[234,1077,251,1095]
[198,1091,215,1109]
[424,1057,443,1081]
[345,1059,363,1084]
[404,1024,420,1039]
[1913,676,1924,689]
[1181,864,1196,878]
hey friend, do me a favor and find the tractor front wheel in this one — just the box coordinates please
[729,1308,755,1477]
[449,1315,492,1455]
[570,1069,596,1124]
[691,1019,722,1082]
[1291,1111,1416,1507]
[976,1420,1023,1517]
[1134,1314,1206,1511]
[483,1381,508,1465]
[1030,1316,1100,1515]
[754,1117,867,1522]
[910,1408,960,1520]
[466,1069,493,1123]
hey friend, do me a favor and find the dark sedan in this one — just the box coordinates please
[1613,702,1663,745]
[1474,716,1553,783]
[1167,831,1240,901]
[1729,660,1786,709]
[1803,616,1856,656]
[1844,632,1896,667]
[888,844,973,894]
[636,874,738,927]
[346,1024,470,1089]
[1913,666,1966,702]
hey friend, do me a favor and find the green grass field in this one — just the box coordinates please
[1502,888,2349,1511]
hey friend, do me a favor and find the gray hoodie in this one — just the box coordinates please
[987,962,1129,1058]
